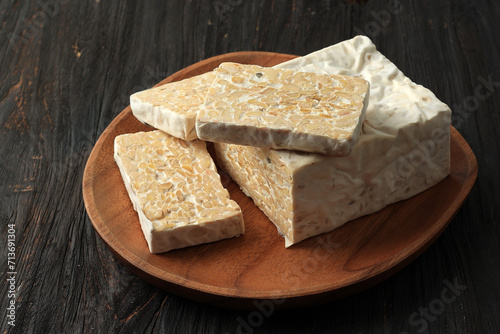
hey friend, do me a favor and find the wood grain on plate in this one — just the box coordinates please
[82,52,478,310]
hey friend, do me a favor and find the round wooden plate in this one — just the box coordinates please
[82,51,478,310]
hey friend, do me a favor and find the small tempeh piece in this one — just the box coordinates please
[114,130,244,253]
[196,62,370,156]
[130,72,216,141]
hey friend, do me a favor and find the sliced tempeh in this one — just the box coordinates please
[114,130,244,253]
[130,72,216,141]
[196,62,370,156]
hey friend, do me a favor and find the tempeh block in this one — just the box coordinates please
[215,36,451,247]
[130,72,216,141]
[196,62,370,156]
[114,130,244,253]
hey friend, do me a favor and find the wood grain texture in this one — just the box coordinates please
[1,0,499,333]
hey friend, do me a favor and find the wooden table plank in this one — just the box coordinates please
[1,0,499,333]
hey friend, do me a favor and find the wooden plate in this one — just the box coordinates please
[82,51,478,310]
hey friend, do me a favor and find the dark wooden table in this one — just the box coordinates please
[1,1,499,333]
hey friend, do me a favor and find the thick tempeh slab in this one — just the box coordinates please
[114,130,244,253]
[130,72,216,140]
[215,36,451,247]
[196,63,369,156]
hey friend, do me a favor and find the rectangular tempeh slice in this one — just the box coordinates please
[196,62,370,156]
[130,72,216,141]
[114,130,244,253]
[214,36,451,247]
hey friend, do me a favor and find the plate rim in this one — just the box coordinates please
[82,51,478,305]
